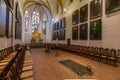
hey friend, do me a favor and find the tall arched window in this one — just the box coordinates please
[31,11,40,33]
[24,10,29,33]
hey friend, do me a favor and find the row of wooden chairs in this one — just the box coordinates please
[0,45,34,80]
[15,44,20,49]
[5,46,26,80]
[0,46,19,80]
[15,44,23,52]
[0,45,25,80]
[0,46,13,61]
[58,44,120,66]
[20,50,34,80]
[0,46,17,74]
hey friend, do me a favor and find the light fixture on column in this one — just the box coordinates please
[52,18,54,22]
[25,10,28,14]
[64,8,67,14]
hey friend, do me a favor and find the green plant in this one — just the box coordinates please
[86,63,94,75]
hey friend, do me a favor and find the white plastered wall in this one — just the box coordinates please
[52,0,120,49]
[0,0,21,49]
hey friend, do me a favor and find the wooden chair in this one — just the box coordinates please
[85,46,90,58]
[0,46,27,80]
[100,48,109,64]
[94,47,99,61]
[78,46,83,56]
[108,49,117,66]
[117,50,120,62]
[89,47,95,59]
[76,46,80,55]
[20,50,34,80]
[82,46,88,57]
[98,48,104,62]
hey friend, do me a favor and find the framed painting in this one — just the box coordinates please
[54,23,57,31]
[53,32,55,40]
[16,2,22,25]
[61,29,66,40]
[15,22,21,39]
[61,17,66,28]
[16,2,19,20]
[106,0,120,14]
[57,32,59,39]
[6,9,13,38]
[15,6,22,39]
[80,4,88,23]
[56,22,59,30]
[15,22,18,39]
[54,32,56,40]
[55,32,57,40]
[60,30,62,40]
[72,26,78,40]
[52,32,55,40]
[80,23,88,40]
[59,21,61,30]
[72,10,79,25]
[60,20,62,29]
[0,0,7,37]
[90,0,102,19]
[90,19,102,40]
[52,33,54,40]
[52,24,54,31]
[52,23,55,31]
[54,32,58,40]
[18,11,22,25]
[58,31,61,40]
[15,22,17,38]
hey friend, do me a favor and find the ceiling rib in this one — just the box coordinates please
[23,0,64,17]
[23,0,52,16]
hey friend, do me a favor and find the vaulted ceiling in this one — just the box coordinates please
[22,0,64,17]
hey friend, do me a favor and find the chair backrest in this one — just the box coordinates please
[15,44,20,50]
[103,48,109,56]
[89,47,94,52]
[117,49,120,56]
[1,49,6,60]
[94,47,98,53]
[99,47,104,55]
[109,49,117,57]
[0,50,2,61]
[87,46,90,52]
[76,46,80,50]
[84,46,87,51]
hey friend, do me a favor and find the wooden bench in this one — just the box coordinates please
[0,46,18,73]
[0,45,34,80]
[15,44,23,52]
[20,50,34,80]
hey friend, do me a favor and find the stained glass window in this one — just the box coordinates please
[24,10,29,33]
[31,11,40,33]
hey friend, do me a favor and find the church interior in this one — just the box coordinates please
[0,0,120,80]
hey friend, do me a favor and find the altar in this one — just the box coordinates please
[30,24,45,48]
[31,25,43,43]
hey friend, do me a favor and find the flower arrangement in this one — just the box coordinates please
[86,63,94,75]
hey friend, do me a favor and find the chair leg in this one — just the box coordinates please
[113,60,117,67]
